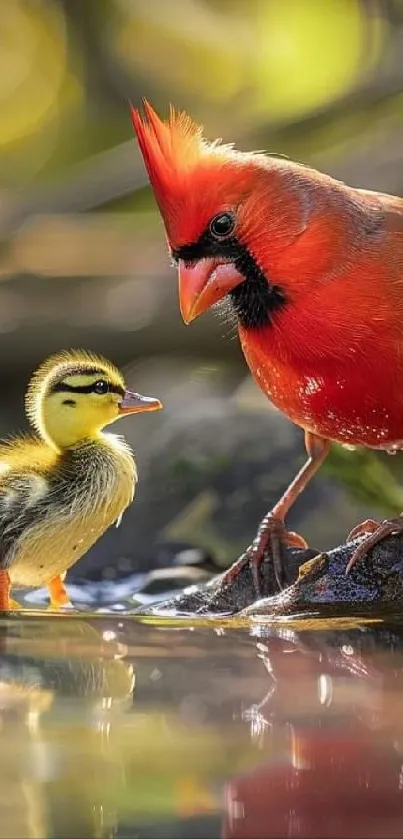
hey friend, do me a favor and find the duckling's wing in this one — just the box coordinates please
[0,438,54,565]
[0,436,56,473]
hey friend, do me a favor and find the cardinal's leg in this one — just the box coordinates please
[0,570,22,610]
[345,516,403,573]
[47,575,71,609]
[222,432,330,595]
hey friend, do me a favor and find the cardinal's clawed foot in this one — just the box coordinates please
[345,515,403,574]
[220,432,328,598]
[221,512,308,597]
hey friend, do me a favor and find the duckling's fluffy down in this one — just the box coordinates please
[0,433,137,587]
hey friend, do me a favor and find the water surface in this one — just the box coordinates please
[1,606,403,838]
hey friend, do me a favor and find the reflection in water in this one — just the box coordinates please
[0,678,52,839]
[1,612,403,836]
[223,623,403,839]
[0,618,134,838]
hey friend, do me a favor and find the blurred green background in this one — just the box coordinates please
[2,0,403,584]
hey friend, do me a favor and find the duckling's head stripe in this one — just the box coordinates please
[51,381,125,397]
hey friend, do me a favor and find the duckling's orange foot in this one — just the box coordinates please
[0,568,23,612]
[0,570,22,611]
[221,513,308,597]
[345,516,403,574]
[47,576,72,609]
[0,597,23,611]
[7,598,23,610]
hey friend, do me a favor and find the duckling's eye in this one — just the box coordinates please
[93,379,109,395]
[209,211,236,240]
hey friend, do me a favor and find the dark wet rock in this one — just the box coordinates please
[135,531,403,617]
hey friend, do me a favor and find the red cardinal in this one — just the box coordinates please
[131,101,403,592]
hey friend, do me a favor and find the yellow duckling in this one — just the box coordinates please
[0,350,162,611]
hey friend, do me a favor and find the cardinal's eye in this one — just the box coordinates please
[209,211,236,240]
[93,379,109,394]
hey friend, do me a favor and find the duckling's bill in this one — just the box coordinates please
[118,390,163,415]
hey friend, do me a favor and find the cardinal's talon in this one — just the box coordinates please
[282,530,308,550]
[262,522,308,591]
[222,515,308,597]
[345,516,403,574]
[347,519,380,542]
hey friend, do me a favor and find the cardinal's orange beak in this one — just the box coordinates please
[178,258,244,324]
[118,391,162,415]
